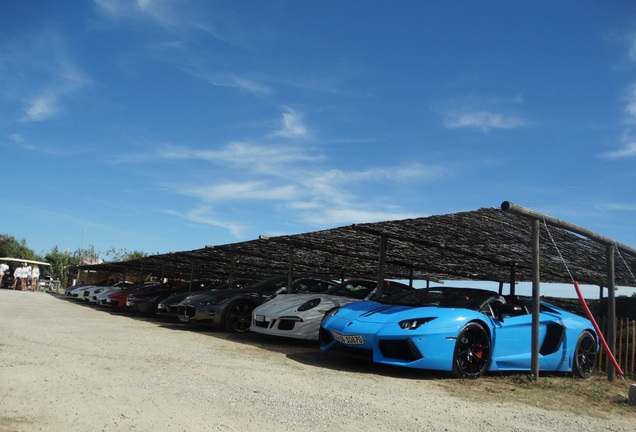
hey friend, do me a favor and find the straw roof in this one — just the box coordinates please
[77,207,636,288]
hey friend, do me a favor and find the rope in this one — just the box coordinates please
[542,219,628,387]
[615,242,636,284]
[542,218,574,281]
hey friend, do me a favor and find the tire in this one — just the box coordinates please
[223,301,254,333]
[573,330,597,379]
[452,322,491,379]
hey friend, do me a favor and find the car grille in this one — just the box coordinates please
[177,305,196,318]
[319,328,372,359]
[319,327,333,344]
[378,339,423,361]
[329,344,373,360]
[253,320,269,328]
[277,319,295,331]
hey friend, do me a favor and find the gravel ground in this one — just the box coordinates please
[0,289,634,432]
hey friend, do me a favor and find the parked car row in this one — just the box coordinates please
[63,276,600,379]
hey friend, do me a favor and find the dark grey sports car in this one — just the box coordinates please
[156,279,252,318]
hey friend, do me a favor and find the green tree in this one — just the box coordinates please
[44,246,75,287]
[103,247,149,262]
[73,245,101,265]
[0,234,39,260]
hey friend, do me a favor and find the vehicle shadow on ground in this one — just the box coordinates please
[54,294,446,380]
[225,331,446,381]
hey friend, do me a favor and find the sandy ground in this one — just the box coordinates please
[0,289,634,432]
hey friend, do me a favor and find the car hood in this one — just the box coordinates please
[253,293,364,317]
[330,301,448,325]
[159,290,207,305]
[179,289,250,304]
[180,288,273,305]
[129,287,188,299]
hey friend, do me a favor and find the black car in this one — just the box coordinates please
[176,276,336,333]
[156,279,253,318]
[125,282,185,315]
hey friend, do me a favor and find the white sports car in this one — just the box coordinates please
[250,279,413,341]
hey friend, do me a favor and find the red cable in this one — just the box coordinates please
[573,281,624,376]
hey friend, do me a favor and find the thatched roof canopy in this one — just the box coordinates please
[76,207,636,287]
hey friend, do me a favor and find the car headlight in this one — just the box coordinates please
[398,317,435,330]
[297,298,321,312]
[322,306,340,321]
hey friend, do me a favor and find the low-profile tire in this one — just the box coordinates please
[573,330,597,379]
[452,322,491,379]
[223,301,254,333]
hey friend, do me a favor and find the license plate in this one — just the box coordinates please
[331,331,364,345]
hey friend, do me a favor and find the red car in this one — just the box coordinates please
[100,282,162,309]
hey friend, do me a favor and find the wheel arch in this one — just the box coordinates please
[451,319,493,379]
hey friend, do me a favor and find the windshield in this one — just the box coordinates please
[379,287,500,310]
[324,280,378,299]
[292,279,335,294]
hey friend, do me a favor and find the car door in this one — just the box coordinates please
[491,303,567,371]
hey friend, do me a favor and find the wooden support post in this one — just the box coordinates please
[629,384,636,406]
[189,263,194,292]
[531,219,541,380]
[375,235,388,298]
[510,263,516,296]
[288,246,294,293]
[607,244,616,381]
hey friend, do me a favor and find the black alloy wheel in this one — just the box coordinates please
[452,322,491,379]
[573,330,597,379]
[224,301,254,333]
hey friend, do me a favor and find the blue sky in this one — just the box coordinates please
[1,1,636,296]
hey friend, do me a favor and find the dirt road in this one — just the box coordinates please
[0,290,632,432]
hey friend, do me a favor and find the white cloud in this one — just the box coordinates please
[1,31,91,123]
[603,83,636,159]
[93,0,176,28]
[142,139,450,233]
[179,181,298,202]
[302,208,421,226]
[436,94,527,132]
[602,141,636,159]
[166,206,245,237]
[150,141,322,176]
[24,94,59,122]
[443,110,526,131]
[269,108,309,138]
[92,0,244,47]
[595,202,636,212]
[627,32,636,63]
[624,84,636,125]
[230,76,270,94]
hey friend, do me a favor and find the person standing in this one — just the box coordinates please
[30,265,40,292]
[0,262,8,288]
[13,264,23,290]
[24,264,32,291]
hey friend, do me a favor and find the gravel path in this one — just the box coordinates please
[0,290,633,432]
